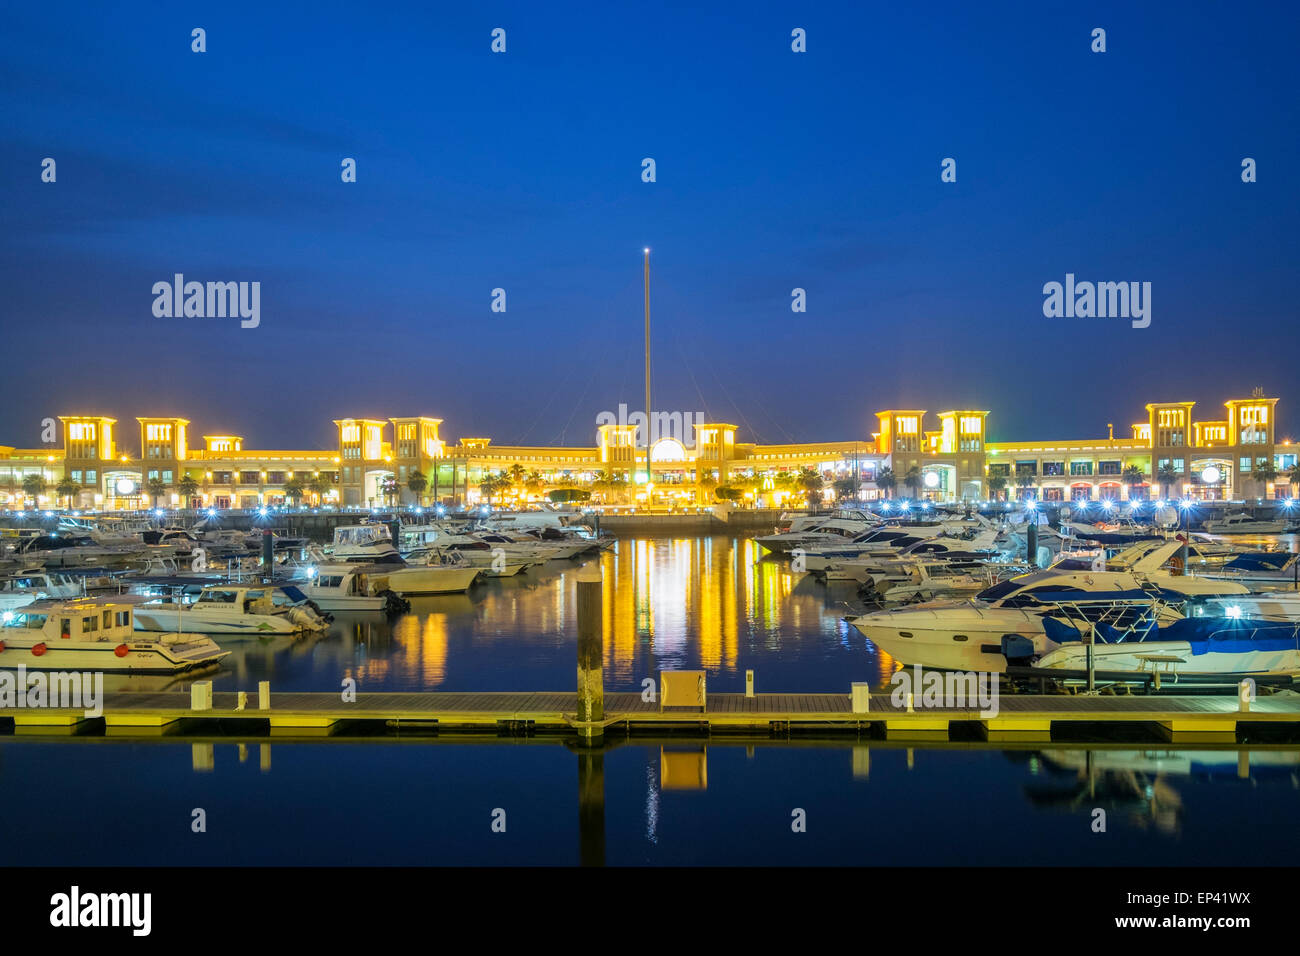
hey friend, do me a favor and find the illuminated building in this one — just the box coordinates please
[0,395,1291,509]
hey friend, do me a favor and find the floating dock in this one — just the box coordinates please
[2,689,1298,742]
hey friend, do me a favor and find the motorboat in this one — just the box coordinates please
[0,569,85,611]
[1193,551,1300,589]
[847,541,1249,673]
[372,550,481,595]
[8,534,137,569]
[0,598,229,672]
[1034,616,1300,678]
[327,524,400,562]
[756,517,888,555]
[1201,592,1300,623]
[1201,512,1287,535]
[132,584,327,636]
[297,564,408,612]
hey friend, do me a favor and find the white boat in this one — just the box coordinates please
[0,598,228,672]
[0,569,85,611]
[133,585,324,636]
[372,551,480,595]
[1202,512,1286,535]
[1202,592,1300,622]
[1194,551,1300,588]
[848,541,1249,673]
[757,517,894,555]
[327,524,400,562]
[299,564,394,611]
[1034,617,1300,678]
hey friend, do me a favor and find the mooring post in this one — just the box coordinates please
[261,530,273,582]
[745,669,754,698]
[258,680,270,710]
[1026,520,1038,568]
[575,565,604,745]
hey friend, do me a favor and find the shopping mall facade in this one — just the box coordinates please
[0,395,1293,510]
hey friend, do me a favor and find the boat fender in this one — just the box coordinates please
[31,643,47,656]
[0,640,5,652]
[115,643,130,657]
[1001,634,1035,661]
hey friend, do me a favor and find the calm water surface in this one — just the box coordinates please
[4,535,1299,865]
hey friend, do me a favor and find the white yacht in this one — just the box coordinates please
[0,569,84,611]
[848,541,1249,673]
[299,564,395,611]
[372,550,480,595]
[328,524,400,562]
[756,517,891,555]
[1202,512,1286,535]
[133,585,326,636]
[0,598,228,672]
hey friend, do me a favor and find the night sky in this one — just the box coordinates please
[3,1,1297,452]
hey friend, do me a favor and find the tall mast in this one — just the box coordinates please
[643,247,652,485]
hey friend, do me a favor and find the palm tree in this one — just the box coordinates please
[55,476,80,509]
[796,466,824,505]
[525,470,544,497]
[874,467,896,500]
[283,476,306,507]
[507,463,526,490]
[479,472,508,507]
[20,473,47,507]
[1288,463,1300,498]
[832,476,858,500]
[1121,465,1146,501]
[1156,464,1179,499]
[146,476,168,509]
[902,466,923,500]
[379,476,398,506]
[987,474,1007,502]
[1015,469,1036,502]
[406,470,427,506]
[178,473,200,506]
[309,473,333,505]
[1255,459,1278,496]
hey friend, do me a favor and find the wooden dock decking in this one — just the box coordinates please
[2,690,1299,741]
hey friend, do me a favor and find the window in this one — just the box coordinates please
[239,471,260,485]
[116,611,130,627]
[1098,461,1121,476]
[268,471,286,484]
[1015,461,1037,477]
[1239,457,1252,473]
[103,609,112,628]
[82,615,97,633]
[988,463,1010,478]
[1043,461,1064,476]
[213,471,232,484]
[1070,461,1093,476]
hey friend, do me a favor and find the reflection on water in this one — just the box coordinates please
[2,739,1297,866]
[179,536,895,695]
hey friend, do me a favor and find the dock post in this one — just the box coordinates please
[851,682,871,714]
[191,681,212,711]
[1239,678,1254,713]
[261,530,273,581]
[1027,521,1038,568]
[745,669,754,698]
[575,565,604,745]
[258,680,270,710]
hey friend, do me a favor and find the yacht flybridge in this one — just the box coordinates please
[0,598,229,673]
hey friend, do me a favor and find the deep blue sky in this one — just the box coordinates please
[3,1,1297,452]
